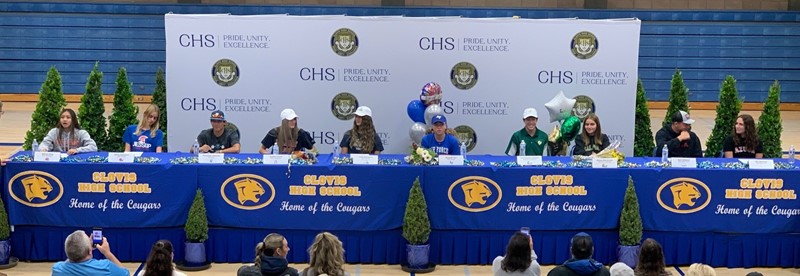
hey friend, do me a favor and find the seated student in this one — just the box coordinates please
[634,238,672,276]
[547,232,610,276]
[506,108,548,156]
[420,114,460,155]
[52,230,129,276]
[654,110,702,158]
[137,240,186,276]
[572,114,610,156]
[723,114,763,158]
[238,233,298,276]
[124,105,164,153]
[685,263,715,276]
[192,110,241,153]
[340,106,383,154]
[39,108,98,155]
[300,232,350,276]
[492,231,541,276]
[260,109,316,154]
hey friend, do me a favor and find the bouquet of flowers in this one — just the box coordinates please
[290,150,318,165]
[573,140,625,165]
[405,144,438,165]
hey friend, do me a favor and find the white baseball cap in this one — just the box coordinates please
[522,108,538,119]
[354,106,372,117]
[280,108,298,120]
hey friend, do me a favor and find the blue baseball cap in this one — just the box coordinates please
[210,110,225,121]
[431,114,447,125]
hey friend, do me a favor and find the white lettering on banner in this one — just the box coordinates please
[127,199,162,212]
[277,201,371,215]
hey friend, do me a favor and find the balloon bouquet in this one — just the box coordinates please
[544,91,581,156]
[407,82,444,145]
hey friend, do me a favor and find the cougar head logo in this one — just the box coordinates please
[22,175,53,202]
[461,180,492,207]
[670,182,700,208]
[234,178,265,204]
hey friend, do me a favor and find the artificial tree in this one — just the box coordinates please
[78,62,108,151]
[705,76,742,157]
[757,81,783,158]
[106,67,139,152]
[618,176,643,268]
[24,66,66,150]
[634,79,654,157]
[151,67,167,149]
[662,69,690,128]
[402,177,432,271]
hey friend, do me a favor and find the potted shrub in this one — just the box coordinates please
[401,177,434,273]
[184,189,209,269]
[0,194,17,269]
[618,176,643,268]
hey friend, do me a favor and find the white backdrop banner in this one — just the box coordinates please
[165,15,640,155]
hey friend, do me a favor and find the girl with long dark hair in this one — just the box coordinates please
[340,106,383,154]
[492,232,540,276]
[723,114,763,158]
[39,108,97,154]
[138,240,185,276]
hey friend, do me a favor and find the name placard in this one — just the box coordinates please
[438,155,465,166]
[263,154,291,165]
[108,152,136,163]
[34,152,61,162]
[591,157,618,168]
[742,159,774,170]
[669,158,697,168]
[350,154,379,165]
[517,156,543,166]
[198,153,224,164]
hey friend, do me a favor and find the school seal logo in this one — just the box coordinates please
[454,125,477,152]
[571,95,596,120]
[331,92,359,120]
[212,58,240,87]
[331,28,359,56]
[571,31,599,59]
[450,62,478,90]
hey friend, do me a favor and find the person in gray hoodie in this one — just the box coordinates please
[492,231,541,276]
[39,108,97,154]
[238,233,298,276]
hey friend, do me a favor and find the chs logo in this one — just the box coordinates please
[571,31,599,59]
[656,178,711,214]
[448,176,502,212]
[330,92,359,120]
[454,125,477,152]
[571,95,596,120]
[331,28,358,57]
[8,171,64,207]
[450,62,478,90]
[212,59,240,87]
[220,174,275,210]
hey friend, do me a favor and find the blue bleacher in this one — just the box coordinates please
[0,2,798,102]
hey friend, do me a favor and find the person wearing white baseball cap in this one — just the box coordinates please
[340,106,384,154]
[259,108,316,154]
[655,110,702,157]
[505,108,549,156]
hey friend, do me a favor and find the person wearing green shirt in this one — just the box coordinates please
[506,108,549,156]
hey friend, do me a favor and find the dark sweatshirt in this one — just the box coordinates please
[654,125,702,158]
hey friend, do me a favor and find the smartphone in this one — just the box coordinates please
[91,227,103,246]
[520,227,530,236]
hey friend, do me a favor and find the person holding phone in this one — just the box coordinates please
[52,230,129,276]
[492,231,540,276]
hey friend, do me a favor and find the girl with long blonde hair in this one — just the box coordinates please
[124,104,164,152]
[300,232,349,276]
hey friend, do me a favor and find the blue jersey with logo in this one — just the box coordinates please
[421,133,461,155]
[123,125,163,152]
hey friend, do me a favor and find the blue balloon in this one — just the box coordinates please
[407,100,426,123]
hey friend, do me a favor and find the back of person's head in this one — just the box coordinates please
[501,232,532,273]
[144,240,174,276]
[64,230,91,262]
[570,232,594,259]
[255,233,285,265]
[745,272,763,276]
[610,262,634,276]
[635,238,668,276]
[686,263,715,276]
[308,232,345,276]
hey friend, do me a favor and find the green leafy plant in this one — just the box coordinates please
[24,66,67,150]
[402,177,431,245]
[185,189,209,243]
[151,67,167,149]
[705,76,742,157]
[634,79,655,157]
[619,176,642,246]
[662,69,690,128]
[106,67,139,152]
[757,81,783,158]
[0,193,10,240]
[78,62,108,151]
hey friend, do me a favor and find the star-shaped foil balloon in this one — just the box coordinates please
[544,91,577,123]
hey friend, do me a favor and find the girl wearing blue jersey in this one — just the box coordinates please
[124,105,164,152]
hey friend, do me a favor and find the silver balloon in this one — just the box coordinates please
[424,104,444,126]
[409,122,427,145]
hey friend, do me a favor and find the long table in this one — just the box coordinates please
[3,152,799,267]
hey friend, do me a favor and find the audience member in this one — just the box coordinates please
[723,114,763,158]
[138,240,185,276]
[547,232,610,276]
[654,110,702,158]
[572,113,610,156]
[685,263,715,276]
[506,108,548,156]
[634,238,672,276]
[745,272,763,276]
[124,104,164,153]
[492,231,540,276]
[193,110,240,153]
[39,108,98,154]
[299,232,349,276]
[52,230,129,276]
[340,106,383,154]
[238,233,298,276]
[420,114,460,155]
[610,262,634,276]
[260,108,315,154]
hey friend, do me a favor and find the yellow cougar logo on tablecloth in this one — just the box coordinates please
[448,176,502,212]
[234,178,265,204]
[22,175,52,202]
[8,171,64,207]
[461,180,492,207]
[221,174,275,210]
[670,182,700,208]
[657,177,711,214]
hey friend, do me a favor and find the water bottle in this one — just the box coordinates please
[32,139,39,152]
[519,140,527,156]
[460,141,467,160]
[332,140,341,159]
[789,145,796,163]
[270,142,279,155]
[661,145,669,163]
[192,139,200,155]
